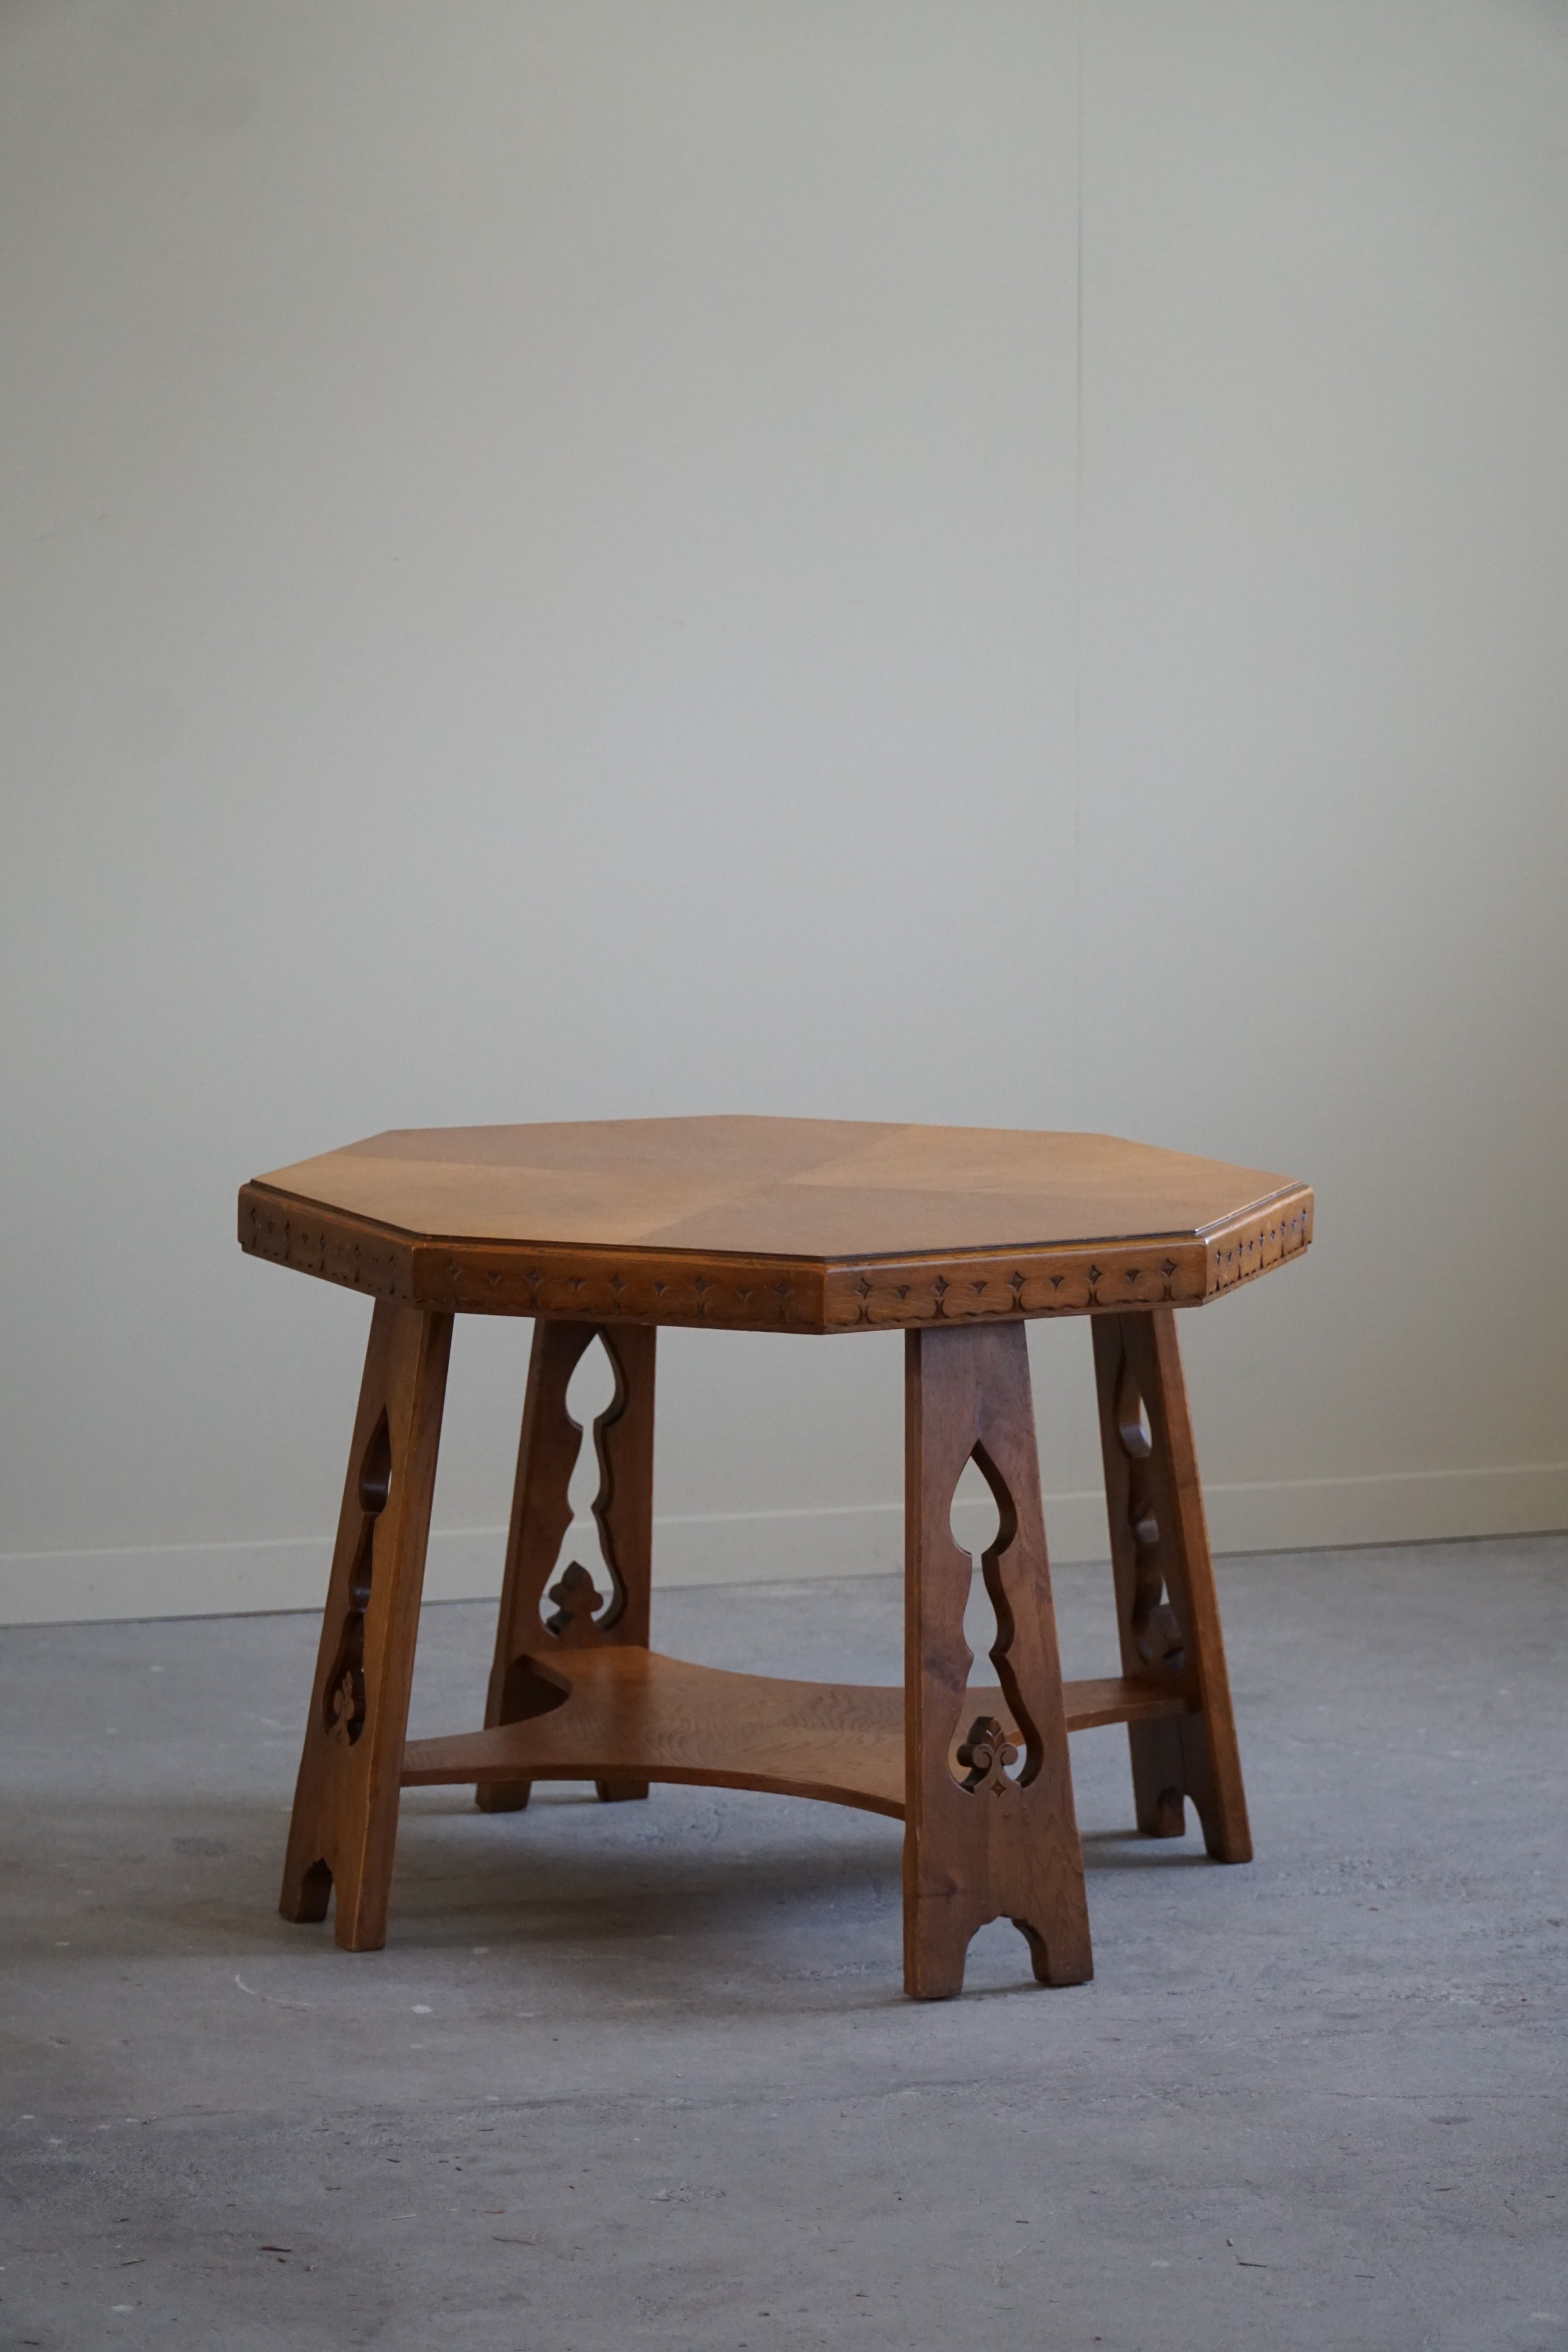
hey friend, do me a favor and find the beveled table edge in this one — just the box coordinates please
[237,1179,1313,1333]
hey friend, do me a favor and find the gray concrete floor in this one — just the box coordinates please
[2,1536,1566,2351]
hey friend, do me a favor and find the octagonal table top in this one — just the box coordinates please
[239,1115,1313,1333]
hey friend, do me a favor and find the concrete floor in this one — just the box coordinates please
[2,1535,1566,2351]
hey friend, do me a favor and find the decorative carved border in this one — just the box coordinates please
[238,1182,1313,1335]
[1207,1196,1314,1295]
[821,1240,1205,1329]
[415,1240,825,1330]
[239,1190,412,1302]
[820,1190,1312,1330]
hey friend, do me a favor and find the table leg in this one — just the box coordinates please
[280,1301,453,1949]
[1091,1306,1252,1862]
[903,1322,1093,1999]
[478,1319,656,1813]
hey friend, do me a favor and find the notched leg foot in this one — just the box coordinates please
[475,1781,532,1814]
[1013,1914,1094,1989]
[595,1778,650,1802]
[904,1907,972,2001]
[280,1854,332,1925]
[1135,1719,1250,1859]
[333,1898,390,1954]
[1139,1784,1188,1840]
[1193,1790,1252,1865]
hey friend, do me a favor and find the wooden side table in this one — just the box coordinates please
[239,1117,1312,1999]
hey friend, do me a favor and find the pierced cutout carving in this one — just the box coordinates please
[320,1409,392,1746]
[540,1336,627,1642]
[545,1561,605,1635]
[956,1716,1019,1797]
[1113,1358,1185,1675]
[947,1444,1040,1793]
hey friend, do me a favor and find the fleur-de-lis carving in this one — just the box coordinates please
[319,1409,392,1748]
[955,1715,1019,1797]
[327,1666,361,1747]
[545,1560,605,1636]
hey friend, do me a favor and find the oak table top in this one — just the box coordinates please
[239,1115,1313,1334]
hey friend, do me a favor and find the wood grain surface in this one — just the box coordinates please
[478,1318,656,1813]
[258,1129,1277,1987]
[402,1649,1192,1815]
[903,1321,1094,1998]
[239,1116,1313,1333]
[1092,1307,1252,1862]
[278,1299,452,1951]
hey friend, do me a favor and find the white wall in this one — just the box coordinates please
[2,0,1565,1625]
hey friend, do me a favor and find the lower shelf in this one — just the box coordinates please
[400,1649,1191,1821]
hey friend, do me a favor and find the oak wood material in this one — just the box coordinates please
[402,1651,1192,1813]
[903,1322,1093,1999]
[411,1650,905,1816]
[250,1115,1289,1993]
[279,1300,452,1949]
[238,1116,1313,1336]
[478,1320,656,1813]
[1092,1307,1252,1862]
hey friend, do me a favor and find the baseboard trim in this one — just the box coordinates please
[2,1463,1563,1627]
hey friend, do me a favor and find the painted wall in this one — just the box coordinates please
[3,0,1565,1623]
